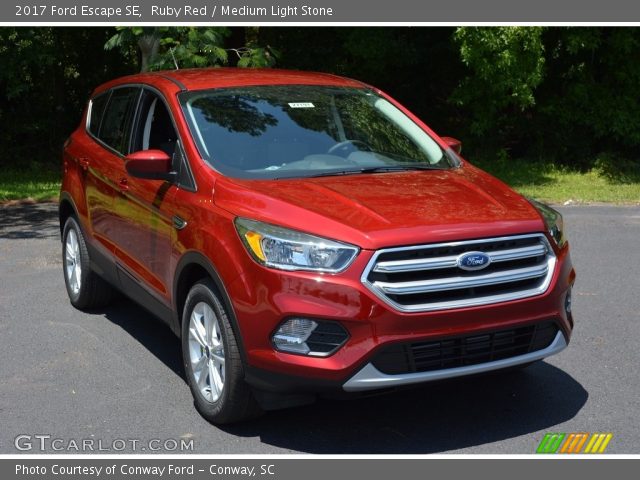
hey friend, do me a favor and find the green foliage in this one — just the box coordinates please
[592,153,640,185]
[474,156,640,204]
[452,27,545,136]
[1,166,61,202]
[451,27,640,167]
[534,28,640,165]
[2,26,640,183]
[153,28,230,69]
[104,27,278,71]
[0,28,134,166]
[235,46,280,68]
[105,27,229,71]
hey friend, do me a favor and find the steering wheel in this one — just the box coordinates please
[327,139,372,156]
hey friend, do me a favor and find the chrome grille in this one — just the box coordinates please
[362,234,556,312]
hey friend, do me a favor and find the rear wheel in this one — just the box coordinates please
[62,216,113,309]
[181,279,262,424]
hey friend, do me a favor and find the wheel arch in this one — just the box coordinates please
[58,193,79,239]
[173,251,248,362]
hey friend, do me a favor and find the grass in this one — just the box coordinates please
[474,157,640,205]
[0,166,61,204]
[0,158,638,205]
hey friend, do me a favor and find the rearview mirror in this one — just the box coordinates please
[125,150,176,181]
[441,137,462,155]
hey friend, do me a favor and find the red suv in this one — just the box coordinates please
[60,68,575,423]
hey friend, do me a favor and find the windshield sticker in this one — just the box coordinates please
[288,102,315,108]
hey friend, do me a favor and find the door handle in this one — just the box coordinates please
[172,215,187,230]
[78,157,90,170]
[118,178,129,192]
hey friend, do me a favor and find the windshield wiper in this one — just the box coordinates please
[300,165,441,178]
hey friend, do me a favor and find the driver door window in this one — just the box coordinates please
[132,90,178,157]
[129,89,195,190]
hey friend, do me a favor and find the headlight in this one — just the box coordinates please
[529,199,566,248]
[234,218,359,273]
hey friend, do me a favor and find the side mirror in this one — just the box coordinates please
[125,150,176,181]
[441,137,462,155]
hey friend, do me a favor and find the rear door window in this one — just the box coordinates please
[87,92,110,138]
[99,87,140,154]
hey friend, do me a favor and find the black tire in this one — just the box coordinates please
[62,216,113,309]
[181,279,262,424]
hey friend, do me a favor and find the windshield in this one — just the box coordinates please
[179,85,457,179]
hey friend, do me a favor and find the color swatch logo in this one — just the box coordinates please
[536,432,613,454]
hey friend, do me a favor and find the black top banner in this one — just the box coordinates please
[6,0,640,22]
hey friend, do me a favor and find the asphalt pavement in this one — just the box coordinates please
[0,203,638,454]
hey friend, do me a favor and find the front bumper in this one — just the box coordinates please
[343,329,567,392]
[226,237,575,394]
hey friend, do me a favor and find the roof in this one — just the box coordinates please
[100,68,367,93]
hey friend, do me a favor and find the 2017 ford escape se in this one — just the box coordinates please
[60,68,575,423]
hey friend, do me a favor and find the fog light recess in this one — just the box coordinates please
[272,318,349,357]
[565,287,572,314]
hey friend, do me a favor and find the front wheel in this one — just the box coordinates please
[181,279,262,424]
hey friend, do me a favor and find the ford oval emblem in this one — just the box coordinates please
[457,251,491,271]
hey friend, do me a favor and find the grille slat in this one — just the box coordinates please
[376,263,549,295]
[372,321,559,375]
[362,233,556,312]
[373,243,548,273]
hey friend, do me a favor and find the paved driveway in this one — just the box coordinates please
[0,203,638,453]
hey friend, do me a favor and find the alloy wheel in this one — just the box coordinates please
[188,301,226,403]
[65,229,82,295]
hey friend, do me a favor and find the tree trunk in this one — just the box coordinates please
[138,34,160,72]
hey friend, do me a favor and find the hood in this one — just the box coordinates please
[213,164,545,250]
